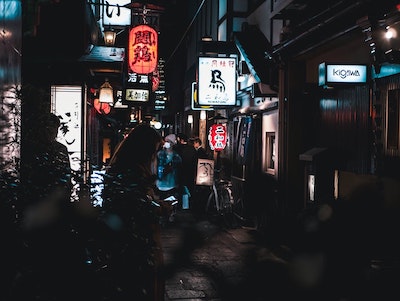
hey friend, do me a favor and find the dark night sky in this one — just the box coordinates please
[156,0,192,111]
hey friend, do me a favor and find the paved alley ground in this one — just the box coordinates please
[161,210,295,301]
[161,209,400,301]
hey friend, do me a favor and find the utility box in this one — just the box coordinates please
[299,147,335,206]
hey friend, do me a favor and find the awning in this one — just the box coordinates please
[233,25,279,94]
[78,45,125,83]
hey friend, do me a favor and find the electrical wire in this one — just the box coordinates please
[165,0,206,66]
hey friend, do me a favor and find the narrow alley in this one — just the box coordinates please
[162,209,295,301]
[161,209,400,301]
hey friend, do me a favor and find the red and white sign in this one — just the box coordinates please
[208,124,227,151]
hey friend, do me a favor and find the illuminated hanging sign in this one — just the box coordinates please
[128,25,158,74]
[50,86,82,173]
[208,124,227,151]
[198,57,237,107]
[319,62,368,86]
[127,72,150,84]
[125,88,150,102]
[101,0,131,26]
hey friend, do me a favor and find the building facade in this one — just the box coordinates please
[180,0,400,231]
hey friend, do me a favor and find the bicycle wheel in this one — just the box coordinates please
[230,196,246,228]
[219,186,236,228]
[205,189,219,222]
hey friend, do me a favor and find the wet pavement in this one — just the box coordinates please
[161,209,294,301]
[161,208,400,301]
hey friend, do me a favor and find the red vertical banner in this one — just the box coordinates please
[128,25,158,74]
[208,124,227,151]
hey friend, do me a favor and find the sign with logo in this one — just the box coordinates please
[128,25,158,74]
[198,57,237,107]
[208,124,227,151]
[319,63,368,86]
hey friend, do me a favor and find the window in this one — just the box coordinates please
[265,132,276,175]
[218,0,227,19]
[387,89,400,150]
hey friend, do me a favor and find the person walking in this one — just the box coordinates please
[190,136,212,216]
[98,124,167,301]
[174,133,197,201]
[14,112,87,301]
[156,134,182,196]
[192,136,210,160]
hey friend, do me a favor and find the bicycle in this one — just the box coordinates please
[205,178,250,229]
[205,178,234,227]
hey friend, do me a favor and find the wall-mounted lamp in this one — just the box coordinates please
[201,36,213,42]
[104,27,117,46]
[200,110,206,120]
[99,80,114,103]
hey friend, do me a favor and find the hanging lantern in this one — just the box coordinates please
[208,124,227,151]
[98,80,114,104]
[152,70,160,91]
[103,27,116,46]
[128,24,158,74]
[94,98,111,115]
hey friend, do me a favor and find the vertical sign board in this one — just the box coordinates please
[126,25,158,104]
[198,57,237,107]
[208,124,227,151]
[50,85,82,173]
[237,116,252,165]
[124,73,152,104]
[196,159,214,186]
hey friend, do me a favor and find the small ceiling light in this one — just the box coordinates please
[150,120,162,130]
[201,36,213,42]
[104,27,116,46]
[385,27,397,39]
[99,80,114,103]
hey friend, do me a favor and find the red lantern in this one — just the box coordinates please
[208,124,227,151]
[94,98,111,115]
[152,70,160,91]
[128,24,158,74]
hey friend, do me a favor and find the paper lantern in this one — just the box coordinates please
[94,98,111,115]
[208,124,227,151]
[128,24,158,74]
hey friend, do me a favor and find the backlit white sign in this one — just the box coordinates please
[51,85,82,173]
[102,0,131,26]
[198,57,237,106]
[125,89,149,102]
[319,63,367,86]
